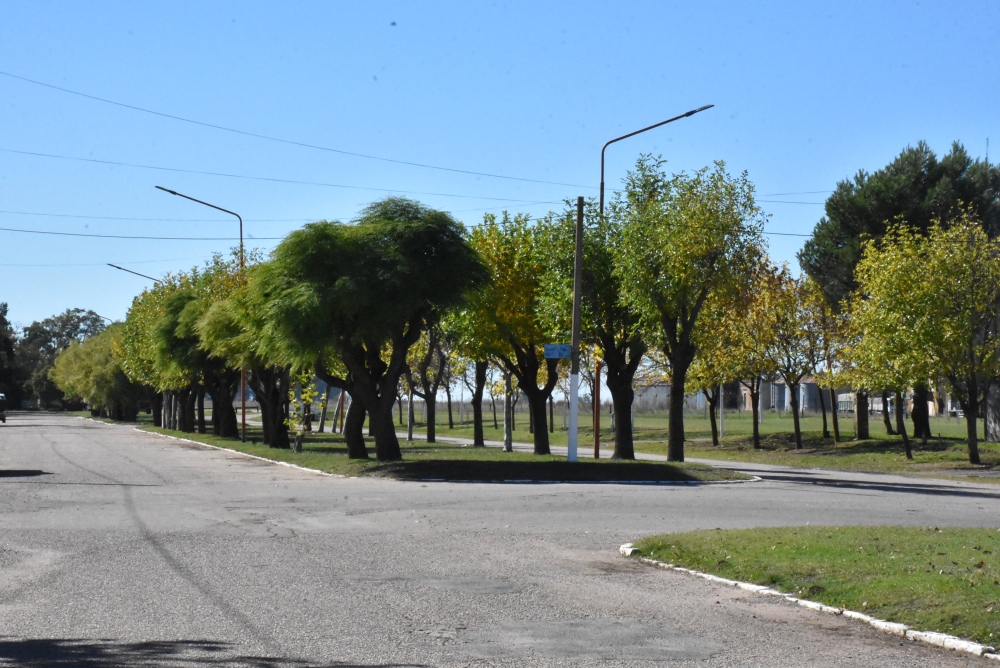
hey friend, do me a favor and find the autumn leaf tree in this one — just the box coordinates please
[465,213,567,455]
[616,156,766,461]
[849,213,1000,464]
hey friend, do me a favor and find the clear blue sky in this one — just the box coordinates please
[2,0,997,329]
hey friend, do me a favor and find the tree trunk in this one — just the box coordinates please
[445,384,454,429]
[818,382,829,438]
[197,386,206,434]
[471,360,486,447]
[343,394,369,459]
[525,389,550,455]
[912,385,932,442]
[960,382,982,465]
[667,362,690,462]
[162,391,173,431]
[855,391,869,440]
[407,388,414,442]
[607,374,637,458]
[789,382,803,449]
[986,386,1000,443]
[318,386,331,433]
[750,381,762,450]
[704,389,719,447]
[881,390,895,435]
[895,390,912,460]
[425,397,436,443]
[367,394,402,461]
[151,391,163,428]
[503,372,513,452]
[828,386,840,442]
[549,394,554,433]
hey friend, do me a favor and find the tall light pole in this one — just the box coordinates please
[155,186,248,442]
[568,104,713,461]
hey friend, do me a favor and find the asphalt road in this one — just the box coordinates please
[2,412,998,667]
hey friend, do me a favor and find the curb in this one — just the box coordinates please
[125,424,342,479]
[620,543,998,660]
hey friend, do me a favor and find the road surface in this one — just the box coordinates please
[2,412,997,666]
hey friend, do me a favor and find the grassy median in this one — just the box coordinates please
[134,423,748,483]
[629,526,1000,645]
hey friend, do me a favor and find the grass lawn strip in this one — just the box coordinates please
[625,526,1000,652]
[113,421,750,484]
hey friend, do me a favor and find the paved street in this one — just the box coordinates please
[2,412,997,666]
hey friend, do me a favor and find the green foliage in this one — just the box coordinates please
[848,213,1000,462]
[252,197,486,460]
[50,325,144,417]
[799,141,1000,306]
[613,155,767,459]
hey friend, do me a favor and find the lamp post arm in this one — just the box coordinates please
[155,186,244,269]
[599,104,714,216]
[107,263,162,284]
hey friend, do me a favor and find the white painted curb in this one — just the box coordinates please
[129,425,342,478]
[620,543,997,659]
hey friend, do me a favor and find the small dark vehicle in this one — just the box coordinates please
[0,392,6,423]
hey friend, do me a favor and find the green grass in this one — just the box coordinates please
[629,526,1000,645]
[135,423,747,483]
[404,409,998,480]
[75,406,999,481]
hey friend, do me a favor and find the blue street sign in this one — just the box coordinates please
[544,344,572,359]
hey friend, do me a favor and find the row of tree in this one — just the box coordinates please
[41,142,1000,467]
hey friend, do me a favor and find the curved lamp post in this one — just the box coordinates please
[155,186,247,442]
[567,104,713,462]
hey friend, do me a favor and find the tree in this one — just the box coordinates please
[546,200,648,459]
[849,213,1000,464]
[616,156,767,461]
[16,308,107,408]
[799,141,1000,306]
[405,327,447,443]
[50,325,146,420]
[253,197,486,461]
[0,303,19,403]
[762,268,820,450]
[705,262,777,450]
[799,142,1000,440]
[802,278,846,442]
[465,213,566,455]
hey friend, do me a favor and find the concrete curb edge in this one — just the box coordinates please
[619,543,999,660]
[122,423,343,479]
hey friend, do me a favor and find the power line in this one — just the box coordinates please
[0,221,812,242]
[0,225,280,241]
[0,208,311,223]
[0,69,592,189]
[0,148,563,203]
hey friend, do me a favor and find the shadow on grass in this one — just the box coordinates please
[0,637,427,667]
[362,459,709,484]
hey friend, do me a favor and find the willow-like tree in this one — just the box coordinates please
[252,197,486,461]
[616,156,766,461]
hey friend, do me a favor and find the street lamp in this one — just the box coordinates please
[567,104,714,462]
[107,263,163,284]
[155,186,248,442]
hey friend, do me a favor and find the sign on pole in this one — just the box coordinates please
[544,344,572,359]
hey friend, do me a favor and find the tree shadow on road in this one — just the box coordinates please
[737,469,1000,500]
[0,637,430,668]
